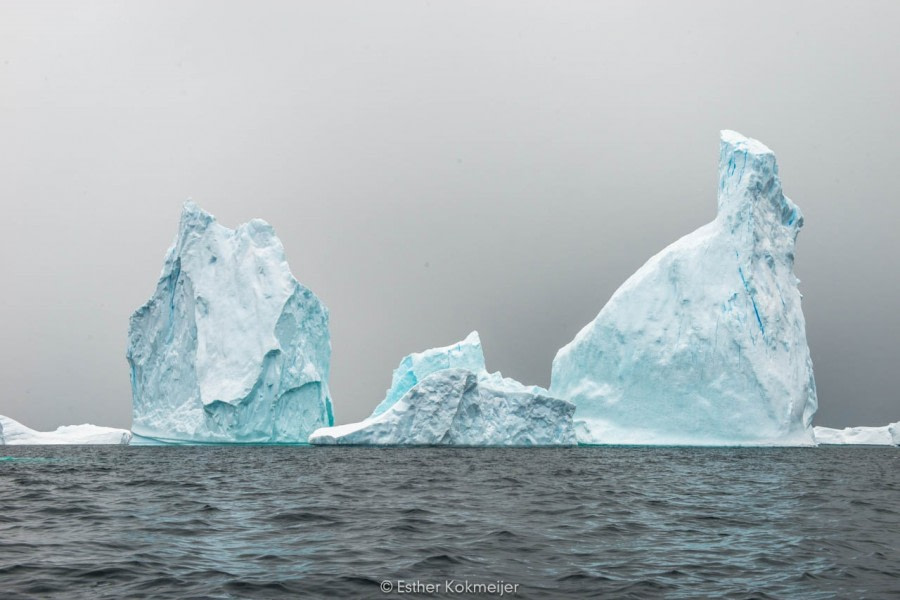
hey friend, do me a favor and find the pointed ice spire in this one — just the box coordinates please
[178,199,215,234]
[716,131,803,262]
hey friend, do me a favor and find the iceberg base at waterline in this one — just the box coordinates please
[126,432,318,446]
[0,415,132,445]
[573,417,816,447]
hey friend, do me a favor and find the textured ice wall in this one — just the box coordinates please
[310,333,576,446]
[127,202,333,443]
[551,131,817,446]
[0,415,132,445]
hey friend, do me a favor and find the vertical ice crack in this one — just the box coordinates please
[738,266,765,337]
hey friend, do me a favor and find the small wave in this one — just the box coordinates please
[411,553,471,569]
[267,511,340,524]
[556,571,615,583]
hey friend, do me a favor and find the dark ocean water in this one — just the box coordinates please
[0,446,898,599]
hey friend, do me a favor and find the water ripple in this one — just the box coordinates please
[0,446,897,598]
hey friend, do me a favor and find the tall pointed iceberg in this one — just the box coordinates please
[551,131,817,445]
[127,202,333,443]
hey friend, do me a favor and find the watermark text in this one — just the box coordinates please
[380,580,519,596]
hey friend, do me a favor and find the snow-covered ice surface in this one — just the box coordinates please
[310,333,576,446]
[0,415,131,445]
[127,202,333,443]
[551,131,817,446]
[814,423,899,446]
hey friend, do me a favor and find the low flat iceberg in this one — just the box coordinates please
[127,202,333,443]
[551,131,817,446]
[0,415,131,445]
[309,332,576,446]
[814,423,899,446]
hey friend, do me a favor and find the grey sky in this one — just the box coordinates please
[1,1,897,430]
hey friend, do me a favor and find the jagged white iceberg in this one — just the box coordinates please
[551,131,817,446]
[814,423,899,446]
[310,333,576,445]
[0,415,131,445]
[127,202,333,443]
[370,331,486,417]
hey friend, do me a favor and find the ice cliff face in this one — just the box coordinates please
[814,423,899,446]
[551,131,817,446]
[127,202,333,443]
[309,333,576,446]
[0,415,131,445]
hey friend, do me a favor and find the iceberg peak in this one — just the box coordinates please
[717,131,802,252]
[178,199,216,234]
[720,129,774,156]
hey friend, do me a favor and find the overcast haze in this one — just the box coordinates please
[1,1,898,430]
